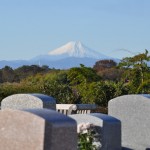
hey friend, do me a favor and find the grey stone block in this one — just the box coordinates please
[0,108,77,150]
[1,93,56,110]
[70,113,121,150]
[108,94,150,150]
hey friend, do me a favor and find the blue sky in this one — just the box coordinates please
[0,0,150,60]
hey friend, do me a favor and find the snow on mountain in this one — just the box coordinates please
[48,41,110,59]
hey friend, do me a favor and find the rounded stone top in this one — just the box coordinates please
[109,94,150,103]
[1,93,56,110]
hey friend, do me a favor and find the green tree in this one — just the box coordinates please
[118,50,150,92]
[76,81,122,107]
[1,66,18,82]
[68,64,101,85]
[14,65,53,81]
[39,71,78,103]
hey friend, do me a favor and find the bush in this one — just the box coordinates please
[137,80,150,94]
[75,81,116,106]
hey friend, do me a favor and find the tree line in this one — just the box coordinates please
[0,65,58,83]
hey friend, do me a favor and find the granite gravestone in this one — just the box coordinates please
[0,108,77,150]
[108,94,150,150]
[70,113,121,150]
[1,94,56,110]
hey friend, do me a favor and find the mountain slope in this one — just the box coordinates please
[31,57,98,69]
[48,41,110,59]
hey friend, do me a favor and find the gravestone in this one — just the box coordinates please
[1,93,56,110]
[0,108,77,150]
[70,113,121,150]
[108,94,150,150]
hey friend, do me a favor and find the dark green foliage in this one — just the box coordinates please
[40,71,78,104]
[77,82,110,106]
[41,80,76,104]
[68,64,101,85]
[14,65,53,81]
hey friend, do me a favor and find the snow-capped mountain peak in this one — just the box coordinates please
[48,41,109,59]
[0,41,118,69]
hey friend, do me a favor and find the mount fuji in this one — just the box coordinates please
[48,41,108,59]
[0,41,117,69]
